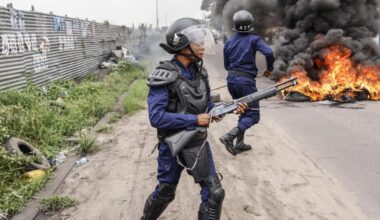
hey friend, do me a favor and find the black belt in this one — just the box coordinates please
[228,70,256,80]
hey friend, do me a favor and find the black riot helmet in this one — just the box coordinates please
[160,18,215,59]
[232,10,254,33]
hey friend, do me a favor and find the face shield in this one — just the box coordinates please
[181,25,216,55]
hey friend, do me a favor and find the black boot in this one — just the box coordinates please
[198,176,225,220]
[219,127,240,156]
[140,183,176,220]
[234,131,252,153]
[198,199,223,220]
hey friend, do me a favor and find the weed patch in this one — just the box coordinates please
[123,80,148,115]
[96,125,113,133]
[78,135,98,155]
[40,195,79,215]
[108,112,122,124]
[0,61,146,218]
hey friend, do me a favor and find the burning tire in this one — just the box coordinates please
[4,137,51,170]
[284,91,311,102]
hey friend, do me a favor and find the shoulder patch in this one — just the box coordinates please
[157,61,178,71]
[147,63,179,87]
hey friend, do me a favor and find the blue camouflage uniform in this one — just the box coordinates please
[147,58,216,203]
[224,32,274,132]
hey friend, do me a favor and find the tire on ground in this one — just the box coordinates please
[4,137,51,170]
[49,100,67,113]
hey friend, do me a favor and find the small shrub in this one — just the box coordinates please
[40,195,79,214]
[78,135,98,155]
[108,112,122,124]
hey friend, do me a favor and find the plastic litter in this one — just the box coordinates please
[0,213,6,220]
[22,170,46,183]
[55,151,67,164]
[75,157,89,166]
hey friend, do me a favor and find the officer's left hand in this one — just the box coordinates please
[234,102,249,114]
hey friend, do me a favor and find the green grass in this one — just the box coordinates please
[40,195,79,215]
[0,61,146,218]
[108,112,122,124]
[96,125,113,133]
[0,148,49,217]
[123,79,149,115]
[78,135,98,155]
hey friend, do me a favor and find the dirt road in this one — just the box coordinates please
[41,45,374,220]
[45,84,367,220]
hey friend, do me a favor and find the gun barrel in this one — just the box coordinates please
[275,77,297,91]
[165,77,298,157]
[274,77,297,88]
[238,77,298,104]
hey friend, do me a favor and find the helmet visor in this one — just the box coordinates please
[181,25,216,55]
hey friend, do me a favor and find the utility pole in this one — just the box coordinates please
[156,0,159,29]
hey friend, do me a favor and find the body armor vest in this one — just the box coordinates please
[147,60,209,144]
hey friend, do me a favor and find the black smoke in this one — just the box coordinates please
[213,0,281,37]
[273,0,380,80]
[213,0,380,80]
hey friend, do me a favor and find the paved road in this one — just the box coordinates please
[205,44,380,219]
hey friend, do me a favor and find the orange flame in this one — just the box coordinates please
[282,44,380,101]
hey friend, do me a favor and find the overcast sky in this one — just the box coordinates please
[3,0,205,27]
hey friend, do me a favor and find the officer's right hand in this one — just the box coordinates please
[197,114,211,127]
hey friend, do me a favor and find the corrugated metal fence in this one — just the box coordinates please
[0,5,134,91]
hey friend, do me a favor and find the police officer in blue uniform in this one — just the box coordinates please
[141,18,248,220]
[220,10,275,156]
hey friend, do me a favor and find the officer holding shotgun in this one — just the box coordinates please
[220,10,275,155]
[141,18,248,220]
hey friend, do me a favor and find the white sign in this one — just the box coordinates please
[0,33,40,56]
[33,53,48,73]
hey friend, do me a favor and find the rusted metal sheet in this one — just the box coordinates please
[0,5,132,91]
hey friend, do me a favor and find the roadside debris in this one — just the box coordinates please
[101,61,117,69]
[75,157,89,166]
[96,136,114,145]
[22,170,47,183]
[54,151,67,164]
[4,137,51,170]
[100,46,137,69]
[49,99,66,113]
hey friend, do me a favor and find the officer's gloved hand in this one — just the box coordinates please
[263,70,272,78]
[234,102,249,115]
[198,114,211,127]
